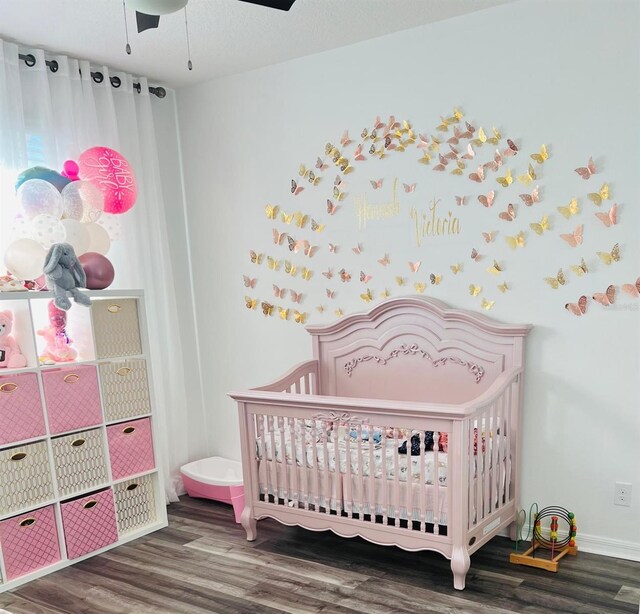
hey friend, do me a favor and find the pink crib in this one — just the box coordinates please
[229,297,531,590]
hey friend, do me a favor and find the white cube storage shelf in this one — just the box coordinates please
[0,290,166,592]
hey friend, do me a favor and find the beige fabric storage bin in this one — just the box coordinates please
[92,299,142,359]
[0,441,54,515]
[51,428,109,497]
[99,359,151,423]
[114,473,157,536]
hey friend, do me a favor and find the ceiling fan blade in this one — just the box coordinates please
[136,11,161,33]
[238,0,297,11]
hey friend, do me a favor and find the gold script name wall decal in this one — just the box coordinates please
[409,199,461,247]
[354,178,401,230]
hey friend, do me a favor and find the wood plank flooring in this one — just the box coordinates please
[1,496,638,613]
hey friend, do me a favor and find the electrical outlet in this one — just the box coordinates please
[614,482,632,507]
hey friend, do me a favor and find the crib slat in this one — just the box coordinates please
[301,419,309,511]
[505,381,513,503]
[290,417,298,509]
[310,420,318,511]
[381,428,388,525]
[491,393,501,513]
[303,373,310,394]
[501,384,511,507]
[268,416,278,505]
[433,436,439,535]
[322,420,330,514]
[468,419,475,530]
[258,414,268,503]
[484,405,492,520]
[393,428,401,524]
[345,424,353,519]
[405,430,413,530]
[476,413,484,525]
[279,417,289,505]
[368,427,375,523]
[357,424,364,519]
[419,431,426,532]
[294,379,301,394]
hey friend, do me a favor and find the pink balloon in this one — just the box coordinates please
[78,147,137,214]
[61,160,80,181]
[79,252,115,290]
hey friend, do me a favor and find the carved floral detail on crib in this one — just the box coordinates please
[312,411,369,424]
[343,343,485,383]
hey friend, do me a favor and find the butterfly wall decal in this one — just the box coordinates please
[557,198,579,218]
[378,253,390,266]
[469,284,482,297]
[273,284,287,298]
[482,231,496,243]
[326,200,339,215]
[478,190,495,207]
[243,276,257,288]
[450,263,463,274]
[597,243,620,265]
[265,204,279,219]
[574,157,596,180]
[622,278,640,297]
[517,163,537,186]
[595,203,618,227]
[291,179,304,196]
[290,290,303,304]
[588,183,609,206]
[544,269,566,289]
[360,270,372,283]
[560,224,584,247]
[498,203,516,221]
[529,215,551,235]
[505,231,526,250]
[519,186,540,206]
[486,260,503,276]
[570,258,588,276]
[481,298,495,310]
[429,273,442,285]
[249,250,264,265]
[530,144,549,164]
[593,285,615,306]
[565,295,588,316]
[408,261,421,273]
[245,296,257,310]
[414,282,426,294]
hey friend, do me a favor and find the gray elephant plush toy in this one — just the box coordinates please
[43,243,92,310]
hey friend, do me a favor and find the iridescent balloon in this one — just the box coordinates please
[61,180,104,222]
[18,179,63,220]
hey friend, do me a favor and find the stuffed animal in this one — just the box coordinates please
[38,300,77,363]
[0,311,27,369]
[43,243,91,310]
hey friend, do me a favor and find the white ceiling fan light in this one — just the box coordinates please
[126,0,189,16]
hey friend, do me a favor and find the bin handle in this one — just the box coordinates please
[71,438,86,448]
[63,373,80,384]
[107,304,121,313]
[0,382,17,393]
[19,517,36,527]
[116,367,132,376]
[83,500,98,509]
[122,426,136,434]
[10,452,27,461]
[126,483,139,491]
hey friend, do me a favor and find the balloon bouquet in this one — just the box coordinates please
[2,146,137,290]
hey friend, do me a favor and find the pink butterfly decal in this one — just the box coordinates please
[326,289,335,299]
[322,268,333,279]
[408,261,421,273]
[469,165,485,183]
[291,179,304,195]
[483,150,503,173]
[340,130,352,147]
[326,199,339,215]
[339,269,351,283]
[352,243,362,255]
[329,243,338,253]
[301,240,319,257]
[243,276,257,288]
[622,277,640,297]
[378,253,390,266]
[482,231,496,243]
[478,190,495,208]
[575,157,596,180]
[360,270,372,283]
[273,228,287,245]
[462,143,475,160]
[498,203,516,221]
[287,236,304,252]
[470,248,482,262]
[519,186,540,206]
[460,121,476,139]
[273,284,287,299]
[370,178,384,190]
[373,115,384,130]
[290,290,303,304]
[455,195,466,206]
[384,135,397,151]
[433,154,449,171]
[353,144,366,161]
[386,115,400,131]
[444,145,459,160]
[417,134,430,150]
[565,296,588,316]
[592,285,615,306]
[403,183,416,193]
[447,126,464,145]
[315,157,329,171]
[560,224,584,247]
[503,139,519,157]
[595,203,618,227]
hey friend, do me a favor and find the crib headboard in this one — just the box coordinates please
[306,297,531,404]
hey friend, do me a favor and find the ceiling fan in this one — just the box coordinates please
[128,0,297,33]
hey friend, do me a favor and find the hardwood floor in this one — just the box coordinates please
[1,496,638,613]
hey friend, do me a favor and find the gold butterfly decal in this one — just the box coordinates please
[280,210,293,224]
[496,168,513,187]
[557,198,580,219]
[360,288,373,303]
[588,183,609,206]
[544,269,566,289]
[300,267,313,281]
[472,126,488,147]
[469,284,482,297]
[298,163,310,178]
[278,307,290,320]
[481,298,495,310]
[267,256,280,271]
[333,178,346,201]
[428,135,441,152]
[249,250,264,265]
[570,258,588,277]
[596,243,620,265]
[244,296,257,310]
[307,170,320,186]
[261,302,275,317]
[414,282,426,294]
[418,151,432,165]
[316,306,325,314]
[497,282,509,293]
[530,144,549,164]
[529,215,551,235]
[517,163,537,186]
[293,310,307,324]
[294,212,309,228]
[284,260,297,277]
[396,276,406,286]
[486,260,503,276]
[429,273,442,285]
[333,308,343,318]
[450,263,463,274]
[265,204,279,219]
[311,219,325,233]
[380,289,391,299]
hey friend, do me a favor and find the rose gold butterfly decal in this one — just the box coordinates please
[593,285,615,306]
[482,231,496,243]
[384,135,397,151]
[483,150,503,173]
[300,241,319,257]
[470,248,482,262]
[273,228,287,245]
[622,278,640,297]
[565,295,588,316]
[370,178,384,190]
[326,200,339,216]
[519,186,540,206]
[498,203,516,221]
[403,183,417,193]
[291,179,304,196]
[326,289,335,299]
[417,134,430,150]
[353,144,366,162]
[455,196,466,206]
[339,269,351,283]
[478,190,495,208]
[503,139,518,157]
[360,270,372,283]
[461,121,476,139]
[287,236,301,252]
[289,290,303,304]
[316,157,328,171]
[243,276,257,288]
[352,243,362,255]
[469,165,485,183]
[322,268,333,279]
[595,203,618,227]
[378,253,390,266]
[329,243,338,253]
[462,143,475,160]
[574,157,596,180]
[408,261,421,273]
[560,224,584,247]
[433,154,449,172]
[340,130,352,147]
[272,284,287,299]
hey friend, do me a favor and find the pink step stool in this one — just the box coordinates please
[180,457,244,523]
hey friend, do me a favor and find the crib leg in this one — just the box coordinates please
[240,507,257,541]
[451,546,471,590]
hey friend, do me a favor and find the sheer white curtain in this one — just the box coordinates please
[0,39,190,502]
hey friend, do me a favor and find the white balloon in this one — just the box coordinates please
[30,214,67,248]
[85,222,111,255]
[18,179,63,219]
[11,215,33,239]
[4,238,47,280]
[60,219,90,256]
[62,181,104,223]
[97,213,122,241]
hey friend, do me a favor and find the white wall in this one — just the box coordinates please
[175,0,640,555]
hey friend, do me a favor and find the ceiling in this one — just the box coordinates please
[0,0,511,87]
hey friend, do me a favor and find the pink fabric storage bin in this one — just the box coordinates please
[42,365,103,435]
[0,372,46,446]
[61,488,118,559]
[0,505,61,580]
[180,457,244,523]
[106,417,155,480]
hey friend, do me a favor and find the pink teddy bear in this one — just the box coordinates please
[37,300,77,363]
[0,310,27,369]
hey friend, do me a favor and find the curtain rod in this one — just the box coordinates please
[18,53,166,99]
